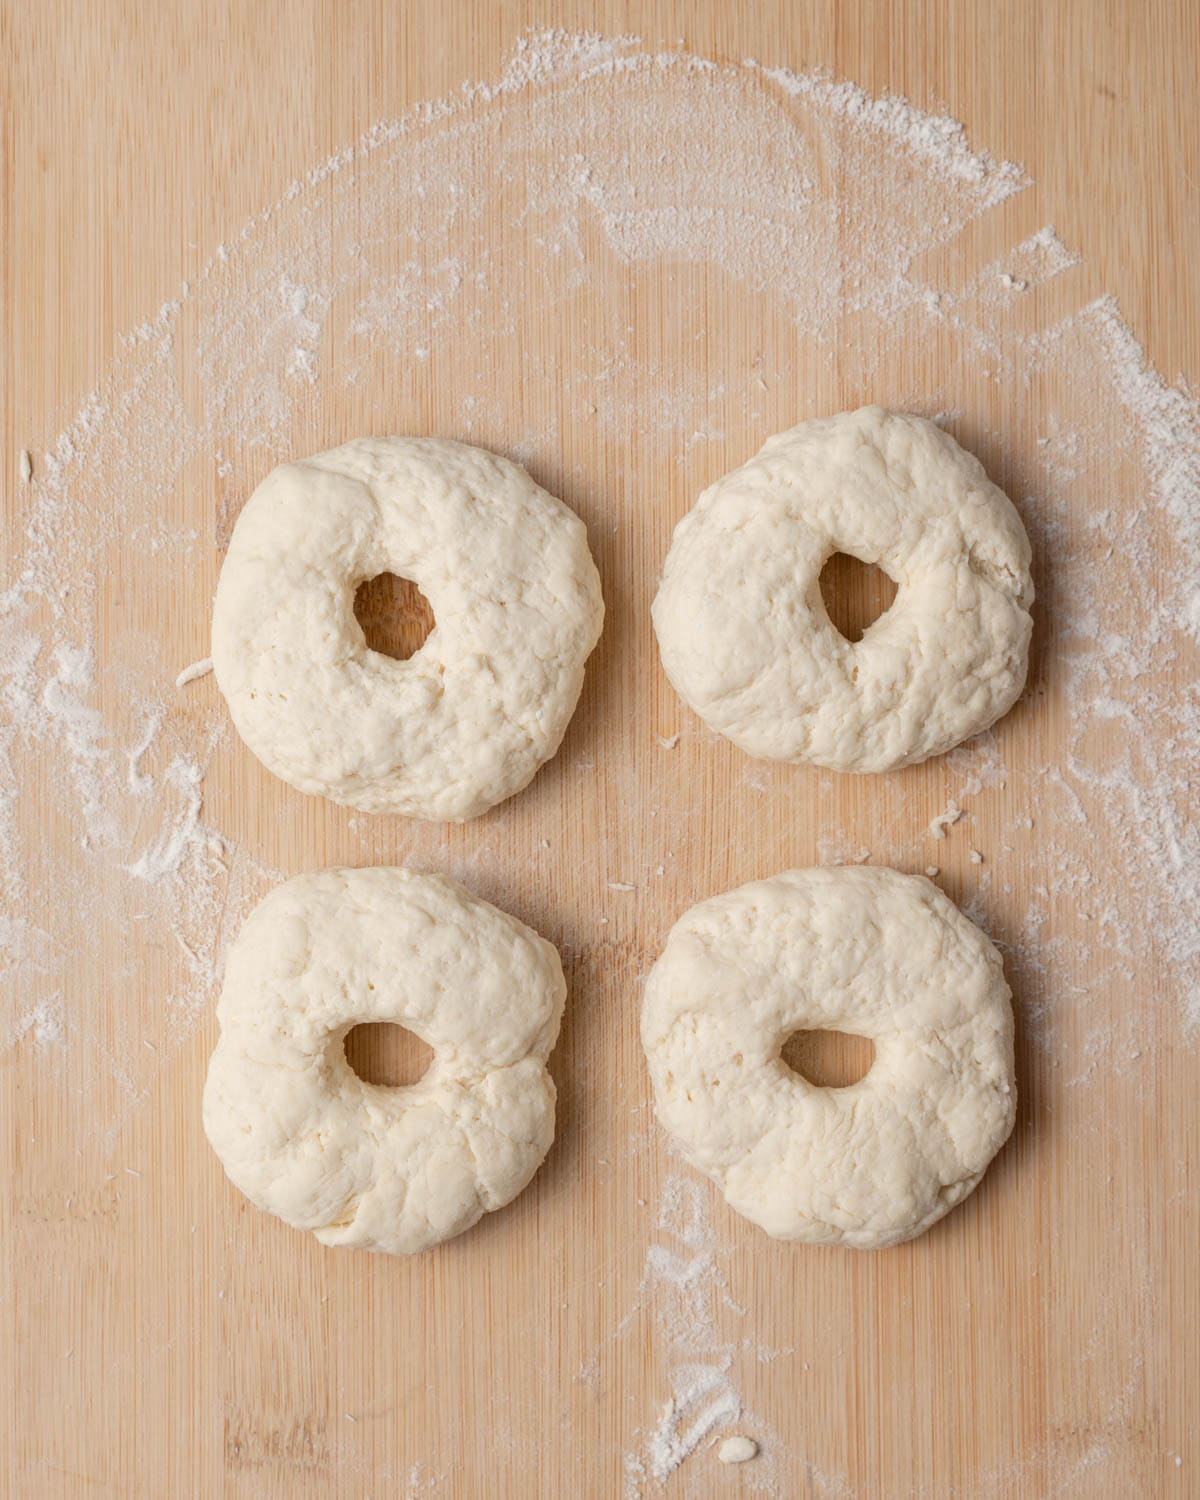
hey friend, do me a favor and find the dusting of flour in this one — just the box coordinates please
[3,27,1197,1497]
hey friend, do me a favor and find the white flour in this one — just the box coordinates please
[2,27,1196,1496]
[613,1174,785,1497]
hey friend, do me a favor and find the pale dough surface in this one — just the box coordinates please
[641,866,1016,1248]
[212,437,604,820]
[203,867,565,1255]
[652,407,1034,772]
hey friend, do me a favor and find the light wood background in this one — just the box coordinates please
[2,2,1197,1497]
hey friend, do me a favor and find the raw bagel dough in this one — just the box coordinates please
[641,866,1016,1248]
[652,407,1034,772]
[212,438,604,820]
[203,867,565,1255]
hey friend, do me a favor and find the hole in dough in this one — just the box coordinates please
[343,1022,433,1087]
[780,1029,876,1088]
[353,572,435,661]
[818,553,898,643]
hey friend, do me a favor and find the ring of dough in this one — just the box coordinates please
[652,407,1034,772]
[203,867,566,1255]
[212,437,604,820]
[641,867,1016,1248]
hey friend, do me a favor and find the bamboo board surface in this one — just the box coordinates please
[2,3,1197,1497]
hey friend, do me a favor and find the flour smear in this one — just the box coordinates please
[2,27,1197,1496]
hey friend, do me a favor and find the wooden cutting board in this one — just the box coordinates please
[3,3,1196,1496]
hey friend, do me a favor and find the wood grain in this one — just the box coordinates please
[2,3,1197,1497]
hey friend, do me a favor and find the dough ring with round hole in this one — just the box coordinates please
[212,437,604,821]
[202,867,566,1255]
[652,407,1034,772]
[641,866,1016,1248]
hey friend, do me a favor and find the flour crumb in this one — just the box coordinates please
[717,1435,758,1464]
[970,849,984,864]
[12,997,65,1052]
[998,271,1029,291]
[929,802,964,838]
[175,656,214,689]
[608,881,636,892]
[925,865,940,878]
[19,449,33,483]
[658,733,681,749]
[126,707,165,795]
[124,755,205,882]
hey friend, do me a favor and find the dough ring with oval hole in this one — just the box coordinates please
[641,866,1016,1248]
[202,867,566,1255]
[212,437,604,821]
[652,407,1034,773]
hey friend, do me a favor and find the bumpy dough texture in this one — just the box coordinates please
[652,407,1034,772]
[203,867,565,1255]
[212,438,604,820]
[641,867,1016,1248]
